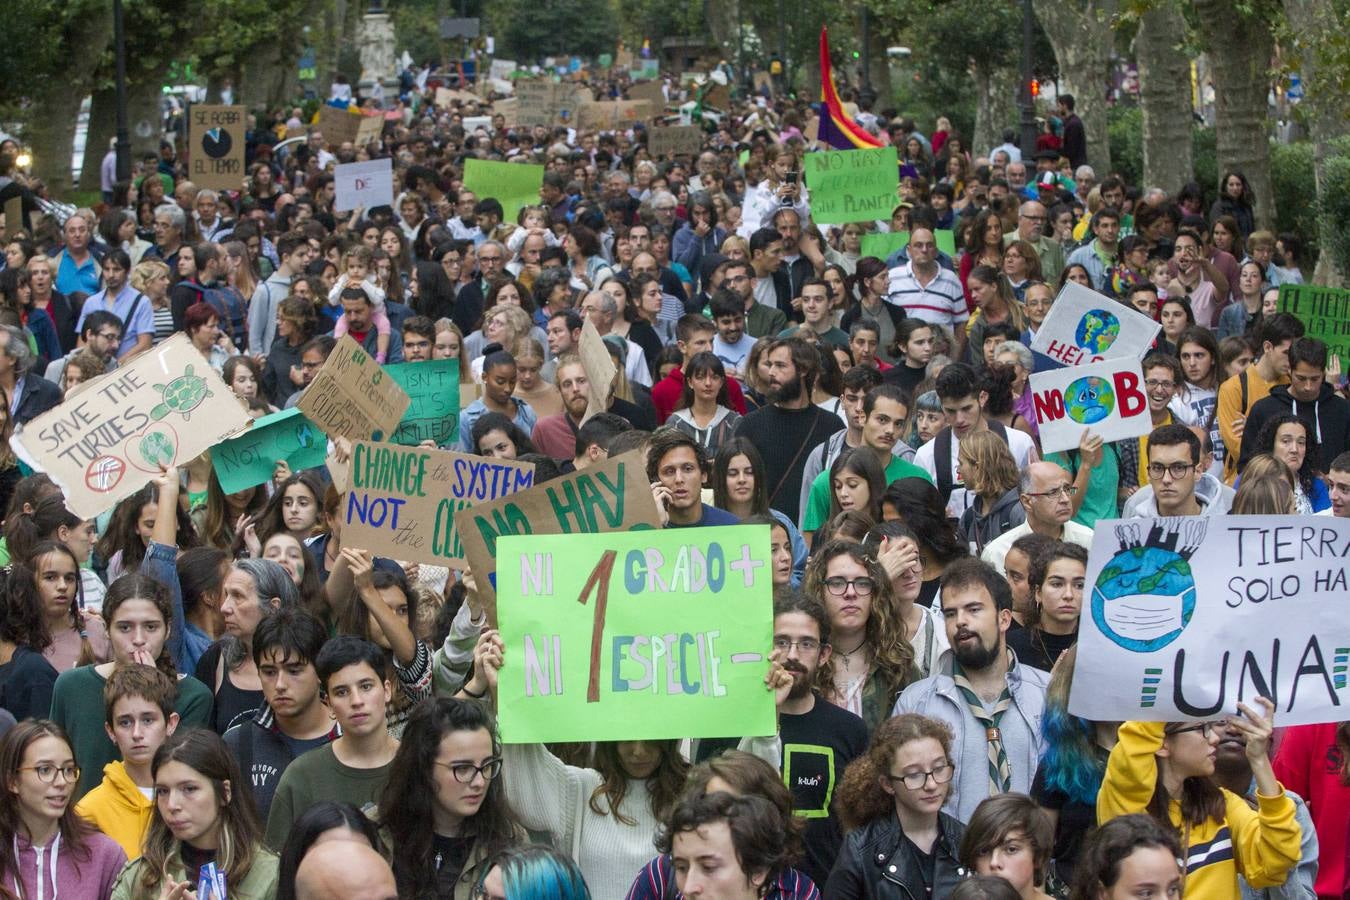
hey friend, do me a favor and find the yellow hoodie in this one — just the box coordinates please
[1097,721,1301,900]
[75,761,153,860]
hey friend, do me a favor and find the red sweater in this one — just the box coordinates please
[1271,722,1349,899]
[651,366,748,424]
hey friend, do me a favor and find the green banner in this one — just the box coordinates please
[463,159,545,224]
[211,408,326,494]
[805,146,899,224]
[495,526,777,743]
[385,358,460,447]
[1278,283,1350,371]
[859,229,957,261]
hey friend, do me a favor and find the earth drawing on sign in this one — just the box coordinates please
[1065,376,1114,424]
[1092,521,1205,652]
[1076,309,1121,355]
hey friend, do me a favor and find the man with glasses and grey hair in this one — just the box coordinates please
[0,324,62,424]
[980,460,1094,575]
[1004,201,1065,279]
[146,202,186,264]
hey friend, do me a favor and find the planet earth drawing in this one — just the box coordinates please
[1065,376,1114,424]
[1092,545,1197,652]
[1075,309,1121,355]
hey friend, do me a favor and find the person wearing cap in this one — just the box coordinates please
[1003,200,1065,281]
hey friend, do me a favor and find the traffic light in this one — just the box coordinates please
[1030,78,1040,98]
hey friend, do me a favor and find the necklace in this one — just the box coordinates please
[835,638,868,669]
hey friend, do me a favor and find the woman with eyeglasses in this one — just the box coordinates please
[1097,696,1300,899]
[377,698,523,899]
[1005,542,1085,674]
[0,720,127,899]
[826,714,966,899]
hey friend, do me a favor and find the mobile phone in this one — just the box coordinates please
[785,171,798,185]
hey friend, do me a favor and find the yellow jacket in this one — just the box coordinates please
[76,761,153,860]
[1097,721,1301,900]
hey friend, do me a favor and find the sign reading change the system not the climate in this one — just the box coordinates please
[1030,282,1162,368]
[1070,516,1350,727]
[11,334,251,518]
[1028,357,1151,454]
[494,526,777,743]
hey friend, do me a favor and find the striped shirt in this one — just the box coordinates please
[886,261,968,330]
[625,854,820,900]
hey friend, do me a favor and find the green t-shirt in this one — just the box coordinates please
[1046,445,1121,528]
[802,454,934,532]
[265,743,393,850]
[50,664,215,800]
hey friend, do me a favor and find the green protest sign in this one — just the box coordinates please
[494,526,776,743]
[385,359,460,447]
[211,409,327,494]
[1279,283,1350,371]
[463,159,545,223]
[805,146,899,224]
[859,229,957,260]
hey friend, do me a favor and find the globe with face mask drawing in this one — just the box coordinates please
[1092,521,1205,652]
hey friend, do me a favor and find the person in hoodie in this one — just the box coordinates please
[1123,424,1234,518]
[1240,336,1350,475]
[75,664,179,859]
[0,720,127,899]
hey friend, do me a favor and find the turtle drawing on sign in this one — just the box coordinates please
[151,365,212,421]
[1091,519,1206,653]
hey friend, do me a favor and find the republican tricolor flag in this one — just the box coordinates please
[817,26,885,150]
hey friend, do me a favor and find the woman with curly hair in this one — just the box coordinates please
[826,714,967,898]
[0,563,58,720]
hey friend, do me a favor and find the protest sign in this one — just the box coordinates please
[1279,283,1350,371]
[648,125,703,158]
[1031,282,1161,367]
[189,105,246,191]
[628,80,666,108]
[3,198,23,240]
[1070,516,1350,726]
[576,100,653,131]
[490,59,517,80]
[11,334,250,518]
[462,159,545,224]
[630,59,660,80]
[494,526,776,743]
[578,320,617,422]
[805,147,899,225]
[703,83,731,110]
[858,229,957,260]
[296,335,410,443]
[435,87,480,106]
[1028,357,1150,454]
[385,358,460,446]
[343,441,534,567]
[454,449,662,613]
[211,408,326,494]
[316,105,383,147]
[334,159,393,212]
[493,97,519,126]
[514,80,585,126]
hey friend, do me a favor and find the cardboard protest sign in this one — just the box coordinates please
[334,159,394,212]
[514,80,586,126]
[296,335,410,443]
[703,83,731,110]
[11,334,250,518]
[3,198,23,240]
[343,441,534,567]
[453,449,662,613]
[384,358,460,446]
[189,105,246,191]
[858,230,957,260]
[1031,282,1161,368]
[576,100,653,131]
[1070,516,1350,726]
[435,87,480,107]
[648,125,703,158]
[578,320,617,422]
[493,97,519,126]
[462,159,545,224]
[1279,283,1350,371]
[628,80,666,108]
[211,408,326,494]
[316,105,383,147]
[1028,358,1150,454]
[805,147,899,225]
[495,526,776,743]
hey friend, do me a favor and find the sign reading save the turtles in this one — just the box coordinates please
[10,334,251,518]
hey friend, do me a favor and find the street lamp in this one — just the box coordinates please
[1018,0,1038,154]
[113,0,130,181]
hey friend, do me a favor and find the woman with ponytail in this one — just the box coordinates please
[28,540,108,672]
[5,492,105,612]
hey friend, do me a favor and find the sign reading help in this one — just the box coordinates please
[1028,358,1150,454]
[211,408,327,494]
[334,159,394,212]
[385,359,460,446]
[805,146,899,225]
[453,449,662,616]
[296,335,410,442]
[343,441,534,568]
[11,334,251,518]
[495,526,776,743]
[1030,282,1161,367]
[1279,283,1350,373]
[1070,516,1350,726]
[189,105,246,191]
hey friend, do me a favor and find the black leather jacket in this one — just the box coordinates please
[823,812,968,900]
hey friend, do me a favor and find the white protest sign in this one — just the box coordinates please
[1070,516,1350,726]
[1028,357,1151,454]
[334,159,394,212]
[1030,282,1161,367]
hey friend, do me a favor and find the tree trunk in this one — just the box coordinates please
[864,17,893,104]
[27,90,84,197]
[80,77,162,190]
[1193,0,1276,230]
[972,62,1020,157]
[80,88,116,192]
[1134,1,1194,193]
[1282,0,1349,285]
[1031,0,1115,174]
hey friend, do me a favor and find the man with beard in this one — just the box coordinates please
[893,557,1049,822]
[733,338,844,523]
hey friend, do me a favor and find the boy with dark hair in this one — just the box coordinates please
[1217,311,1305,483]
[75,664,180,858]
[223,608,337,821]
[264,636,399,849]
[648,427,740,527]
[1240,336,1350,474]
[710,288,755,374]
[651,313,747,423]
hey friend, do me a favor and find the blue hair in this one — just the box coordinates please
[493,846,590,900]
[1038,699,1106,806]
